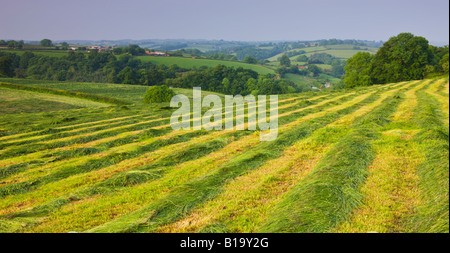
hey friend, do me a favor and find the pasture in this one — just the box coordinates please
[136,56,275,75]
[0,77,448,233]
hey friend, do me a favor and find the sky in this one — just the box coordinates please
[0,0,448,44]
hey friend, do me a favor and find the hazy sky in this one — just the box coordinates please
[0,0,448,43]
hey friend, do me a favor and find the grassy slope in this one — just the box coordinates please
[267,44,378,62]
[0,78,223,105]
[0,87,108,115]
[0,77,447,233]
[136,56,275,75]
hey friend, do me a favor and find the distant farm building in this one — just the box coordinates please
[324,82,331,88]
[298,66,307,69]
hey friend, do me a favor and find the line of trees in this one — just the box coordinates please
[343,33,449,88]
[165,64,297,95]
[0,49,298,95]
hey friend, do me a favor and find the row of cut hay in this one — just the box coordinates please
[0,89,360,214]
[426,78,449,126]
[25,132,263,232]
[0,113,157,148]
[0,82,129,106]
[86,84,397,233]
[404,79,449,233]
[156,80,418,233]
[0,90,322,167]
[258,85,408,232]
[0,130,230,216]
[333,80,438,233]
[0,87,366,183]
[0,86,380,230]
[0,81,404,231]
[0,110,153,143]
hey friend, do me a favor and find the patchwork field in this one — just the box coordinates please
[0,77,448,233]
[136,56,275,75]
[267,44,378,62]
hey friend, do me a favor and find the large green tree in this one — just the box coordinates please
[0,56,14,77]
[371,33,433,84]
[143,85,175,104]
[343,52,375,88]
[243,55,258,64]
[279,54,291,67]
[40,39,53,47]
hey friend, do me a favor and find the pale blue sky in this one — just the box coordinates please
[0,0,448,43]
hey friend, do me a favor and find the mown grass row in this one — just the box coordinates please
[0,82,392,146]
[404,81,449,233]
[0,86,371,182]
[0,130,240,219]
[87,88,384,233]
[0,130,216,198]
[332,80,431,233]
[0,112,174,160]
[427,78,449,126]
[0,106,156,142]
[0,82,129,106]
[29,82,409,232]
[20,132,263,232]
[156,80,419,233]
[3,87,382,231]
[0,91,321,160]
[259,89,406,232]
[0,93,329,181]
[0,84,380,219]
[0,114,158,150]
[0,80,414,232]
[4,131,249,219]
[0,88,335,149]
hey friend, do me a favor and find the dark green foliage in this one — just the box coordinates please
[0,48,295,95]
[0,56,13,77]
[307,64,321,77]
[342,33,447,88]
[371,33,433,84]
[143,85,175,104]
[243,55,258,64]
[166,64,295,95]
[343,52,374,88]
[279,55,291,67]
[40,39,53,47]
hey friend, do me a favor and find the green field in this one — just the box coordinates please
[0,87,109,115]
[267,44,378,62]
[136,56,275,75]
[0,77,448,233]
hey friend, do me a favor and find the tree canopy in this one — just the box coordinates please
[342,33,447,88]
[371,33,433,84]
[40,39,53,47]
[279,54,291,67]
[143,85,176,104]
[343,52,374,88]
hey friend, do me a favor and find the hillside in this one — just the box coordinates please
[136,55,275,75]
[0,77,448,233]
[268,44,378,62]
